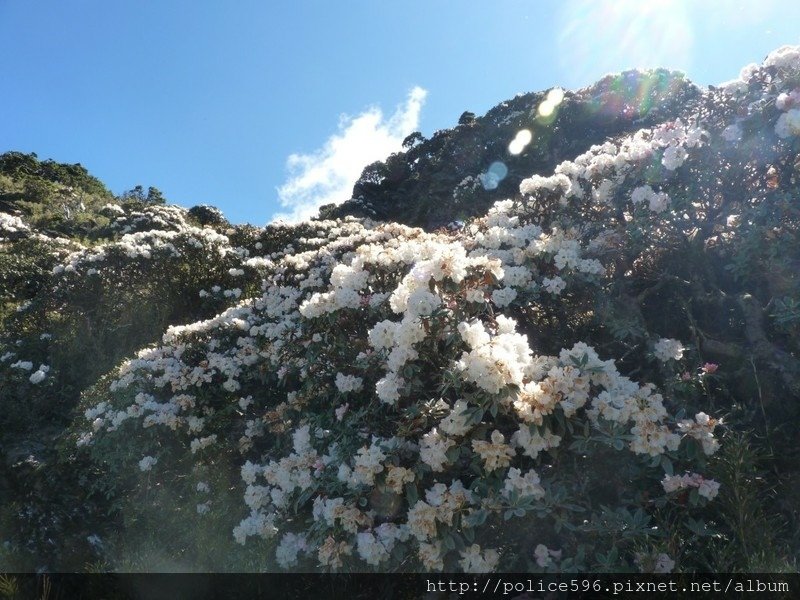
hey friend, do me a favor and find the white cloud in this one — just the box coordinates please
[271,86,427,223]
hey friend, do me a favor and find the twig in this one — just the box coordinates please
[749,356,775,458]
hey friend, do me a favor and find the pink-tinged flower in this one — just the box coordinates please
[701,363,718,374]
[681,372,692,382]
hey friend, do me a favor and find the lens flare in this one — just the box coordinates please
[557,0,693,89]
[538,101,555,117]
[586,69,685,123]
[537,87,565,119]
[547,88,565,105]
[480,161,508,190]
[508,129,533,155]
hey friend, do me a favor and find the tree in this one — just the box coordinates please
[120,185,166,204]
[146,186,165,204]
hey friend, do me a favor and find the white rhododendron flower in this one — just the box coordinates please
[542,276,566,295]
[459,544,500,573]
[439,400,472,437]
[631,185,670,213]
[490,286,517,307]
[405,288,442,317]
[661,144,688,170]
[138,456,157,472]
[334,372,363,393]
[419,429,454,472]
[472,430,515,472]
[375,373,402,405]
[534,543,561,568]
[276,532,307,568]
[662,473,720,500]
[721,123,743,142]
[636,552,676,573]
[677,412,721,455]
[29,365,49,384]
[653,338,684,362]
[775,108,800,138]
[503,467,545,501]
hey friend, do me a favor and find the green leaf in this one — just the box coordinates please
[686,518,707,536]
[391,543,405,561]
[685,438,698,460]
[569,438,589,453]
[405,484,418,506]
[452,532,466,551]
[466,509,488,527]
[446,446,461,462]
[469,408,485,425]
[294,483,319,511]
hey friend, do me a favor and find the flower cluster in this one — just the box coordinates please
[75,200,719,570]
[677,412,721,455]
[662,472,720,500]
[71,165,724,572]
[534,543,561,568]
[519,118,705,215]
[67,51,789,574]
[653,338,685,362]
[635,552,675,574]
[0,212,31,240]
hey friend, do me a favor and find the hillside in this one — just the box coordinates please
[326,68,700,230]
[1,46,800,574]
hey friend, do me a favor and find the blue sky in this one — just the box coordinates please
[2,1,799,224]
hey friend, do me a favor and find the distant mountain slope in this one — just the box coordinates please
[325,69,700,229]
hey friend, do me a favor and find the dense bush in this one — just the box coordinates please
[2,46,800,573]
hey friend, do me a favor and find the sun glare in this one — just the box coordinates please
[557,0,694,88]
